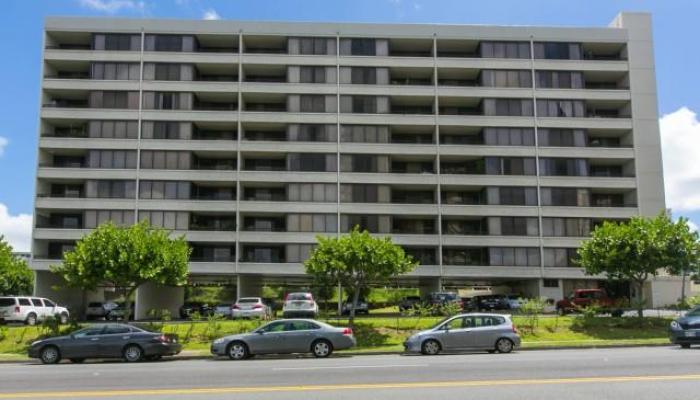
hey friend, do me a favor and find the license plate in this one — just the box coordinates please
[684,331,697,337]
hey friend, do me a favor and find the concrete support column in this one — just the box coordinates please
[134,282,185,320]
[236,275,263,299]
[418,277,442,298]
[34,271,85,316]
[538,279,564,302]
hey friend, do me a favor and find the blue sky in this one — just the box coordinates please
[1,0,700,250]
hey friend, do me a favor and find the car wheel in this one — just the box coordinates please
[227,341,249,360]
[611,309,623,318]
[40,346,61,364]
[69,358,85,364]
[496,338,514,354]
[59,313,69,325]
[421,339,441,356]
[25,313,38,326]
[311,340,333,358]
[123,345,143,362]
[681,343,691,349]
[557,307,567,316]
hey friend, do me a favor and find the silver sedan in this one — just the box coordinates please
[404,313,521,355]
[211,319,356,360]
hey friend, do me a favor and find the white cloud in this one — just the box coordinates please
[0,204,32,253]
[0,136,7,157]
[202,8,221,20]
[78,0,145,13]
[687,220,698,233]
[660,107,700,212]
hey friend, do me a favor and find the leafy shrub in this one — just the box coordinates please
[520,297,546,333]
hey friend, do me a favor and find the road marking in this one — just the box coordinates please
[1,374,700,398]
[273,363,428,371]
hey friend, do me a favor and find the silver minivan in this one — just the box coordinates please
[403,313,521,355]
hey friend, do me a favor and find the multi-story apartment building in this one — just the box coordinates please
[32,13,676,317]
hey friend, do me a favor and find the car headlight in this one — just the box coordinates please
[213,338,225,345]
[670,321,681,330]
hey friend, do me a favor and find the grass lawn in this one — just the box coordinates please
[0,314,673,360]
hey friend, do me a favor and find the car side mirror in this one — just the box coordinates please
[256,330,265,335]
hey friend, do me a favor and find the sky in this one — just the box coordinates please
[1,0,700,251]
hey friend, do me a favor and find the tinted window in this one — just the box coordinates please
[73,328,104,338]
[88,302,103,307]
[43,299,56,307]
[261,321,286,332]
[238,298,260,304]
[478,316,505,326]
[30,298,44,307]
[289,321,320,331]
[0,298,16,307]
[104,325,132,334]
[18,298,31,306]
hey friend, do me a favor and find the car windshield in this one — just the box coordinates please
[287,293,311,301]
[686,308,700,317]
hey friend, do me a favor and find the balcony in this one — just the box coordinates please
[195,74,238,82]
[43,127,88,138]
[192,129,237,140]
[45,71,90,80]
[244,103,287,112]
[189,215,236,231]
[390,106,433,115]
[191,186,236,201]
[193,158,237,171]
[43,99,89,108]
[243,159,286,172]
[243,188,286,201]
[193,101,238,111]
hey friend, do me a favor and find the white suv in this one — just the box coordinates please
[282,292,319,318]
[0,296,70,325]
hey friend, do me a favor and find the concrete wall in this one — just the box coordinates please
[134,282,185,320]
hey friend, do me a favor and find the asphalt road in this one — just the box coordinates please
[0,347,699,399]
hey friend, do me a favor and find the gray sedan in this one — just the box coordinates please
[211,319,356,360]
[404,313,521,355]
[28,323,181,364]
[669,306,700,348]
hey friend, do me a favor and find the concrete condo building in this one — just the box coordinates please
[33,12,677,317]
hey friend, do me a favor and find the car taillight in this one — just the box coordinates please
[253,304,262,309]
[342,328,353,336]
[158,335,168,342]
[232,305,240,310]
[14,306,20,314]
[512,325,518,334]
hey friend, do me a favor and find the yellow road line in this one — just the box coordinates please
[1,374,700,398]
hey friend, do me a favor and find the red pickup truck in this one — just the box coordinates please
[556,289,624,317]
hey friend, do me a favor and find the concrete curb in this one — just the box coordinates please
[0,342,673,364]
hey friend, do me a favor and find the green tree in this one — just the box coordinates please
[304,227,418,326]
[577,213,700,317]
[51,221,190,320]
[0,236,33,295]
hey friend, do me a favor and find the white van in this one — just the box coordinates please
[0,296,69,325]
